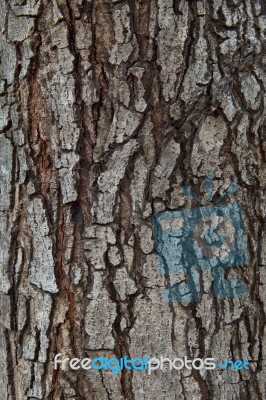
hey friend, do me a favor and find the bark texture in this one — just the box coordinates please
[0,0,266,399]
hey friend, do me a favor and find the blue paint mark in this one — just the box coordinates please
[152,176,249,302]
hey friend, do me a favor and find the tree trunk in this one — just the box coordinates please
[0,0,265,399]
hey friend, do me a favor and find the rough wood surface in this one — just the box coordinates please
[0,0,265,399]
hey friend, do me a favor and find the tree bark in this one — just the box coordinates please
[0,0,265,399]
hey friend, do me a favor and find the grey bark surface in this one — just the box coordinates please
[0,0,265,399]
